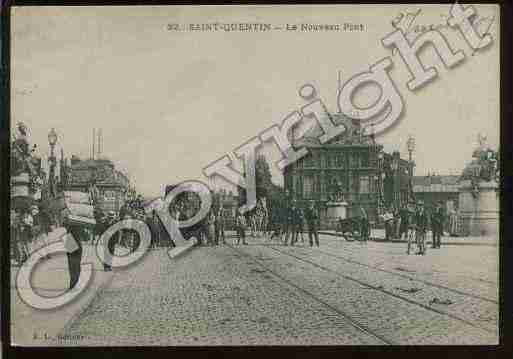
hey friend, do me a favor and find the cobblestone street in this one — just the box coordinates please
[56,234,498,346]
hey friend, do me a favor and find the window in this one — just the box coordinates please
[296,176,302,196]
[361,152,370,167]
[325,153,332,168]
[104,190,116,200]
[337,154,346,168]
[341,175,349,192]
[304,175,314,197]
[314,175,322,194]
[350,153,359,168]
[325,174,335,195]
[352,174,360,193]
[360,176,370,194]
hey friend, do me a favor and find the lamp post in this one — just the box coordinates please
[407,135,415,201]
[391,153,399,206]
[377,150,384,210]
[407,135,415,176]
[48,128,58,198]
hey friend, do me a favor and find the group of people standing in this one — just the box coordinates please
[172,197,322,248]
[10,204,54,265]
[382,200,447,255]
[267,199,321,247]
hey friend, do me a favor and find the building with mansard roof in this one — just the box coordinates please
[284,113,412,227]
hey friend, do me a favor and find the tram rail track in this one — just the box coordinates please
[320,237,498,284]
[284,243,498,304]
[225,243,395,345]
[261,244,496,335]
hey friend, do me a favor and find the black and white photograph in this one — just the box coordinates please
[6,3,501,347]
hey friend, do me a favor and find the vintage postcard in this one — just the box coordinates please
[8,4,500,346]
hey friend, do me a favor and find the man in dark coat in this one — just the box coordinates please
[398,204,410,241]
[283,200,296,246]
[304,201,320,247]
[414,201,428,255]
[359,206,370,242]
[215,207,226,245]
[431,202,444,248]
[290,204,302,246]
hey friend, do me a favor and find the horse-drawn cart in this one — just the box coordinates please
[328,200,371,241]
[336,217,365,241]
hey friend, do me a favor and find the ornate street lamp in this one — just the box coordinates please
[406,135,416,202]
[376,150,385,209]
[391,154,399,205]
[407,135,415,175]
[48,128,58,197]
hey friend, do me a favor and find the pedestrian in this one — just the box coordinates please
[18,209,34,262]
[216,207,226,244]
[414,201,428,255]
[235,212,247,245]
[30,204,53,258]
[393,206,401,239]
[297,206,306,244]
[283,200,295,245]
[449,207,459,237]
[269,204,282,242]
[405,201,416,255]
[431,202,444,248]
[290,204,302,246]
[304,201,320,247]
[11,209,27,265]
[359,206,370,242]
[383,207,394,241]
[206,211,216,246]
[398,204,409,241]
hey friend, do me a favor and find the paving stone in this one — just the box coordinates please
[58,236,498,345]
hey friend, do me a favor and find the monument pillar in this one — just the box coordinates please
[458,180,499,237]
[325,201,348,230]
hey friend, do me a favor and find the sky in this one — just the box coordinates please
[10,4,500,198]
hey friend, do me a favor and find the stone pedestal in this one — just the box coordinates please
[324,201,348,230]
[458,180,499,236]
[326,201,349,219]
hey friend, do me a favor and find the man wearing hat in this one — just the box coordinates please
[431,201,444,249]
[414,200,428,255]
[304,201,320,247]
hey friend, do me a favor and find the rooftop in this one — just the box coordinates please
[412,175,460,193]
[70,158,114,169]
[292,113,378,148]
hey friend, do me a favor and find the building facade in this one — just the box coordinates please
[284,117,412,227]
[63,157,130,213]
[412,175,460,212]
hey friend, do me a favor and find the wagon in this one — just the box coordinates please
[336,217,364,241]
